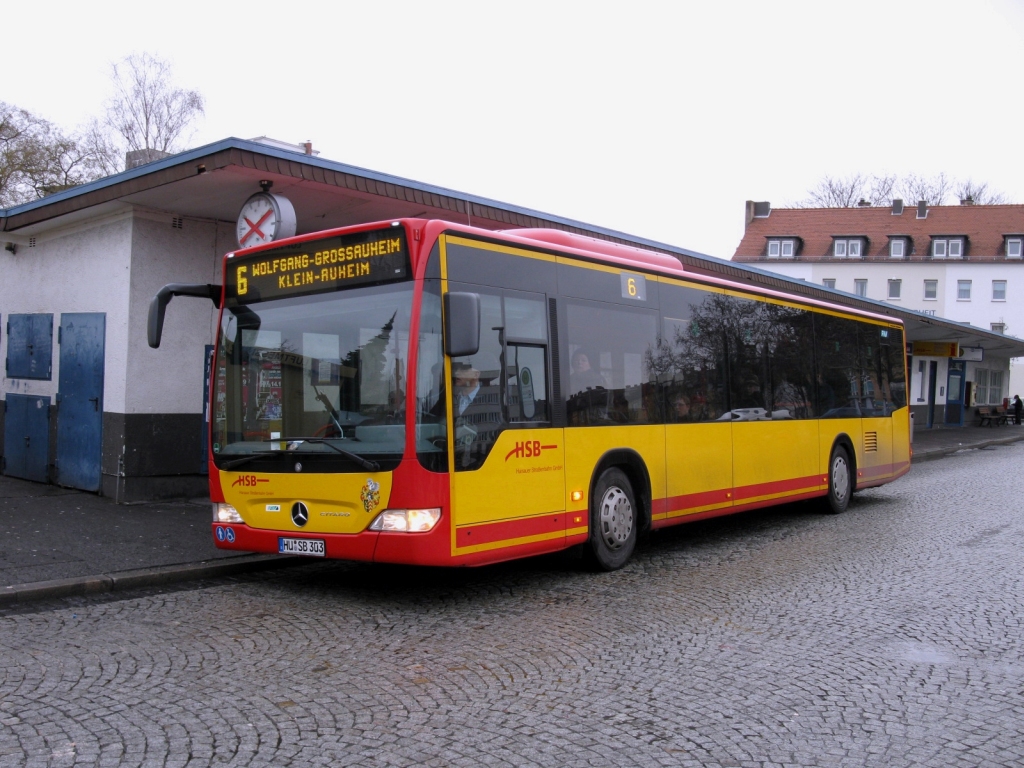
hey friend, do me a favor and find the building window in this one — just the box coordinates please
[822,278,836,289]
[993,280,1007,301]
[957,280,972,300]
[1006,238,1022,259]
[932,237,965,260]
[924,279,937,300]
[975,369,1004,405]
[992,323,1006,334]
[767,239,795,259]
[979,369,1005,405]
[833,238,863,259]
[854,279,867,297]
[889,238,906,259]
[887,279,902,299]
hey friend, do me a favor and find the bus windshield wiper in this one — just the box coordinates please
[278,437,380,472]
[220,450,281,470]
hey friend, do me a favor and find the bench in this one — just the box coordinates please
[977,406,1009,427]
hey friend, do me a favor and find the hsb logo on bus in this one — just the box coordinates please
[504,441,557,462]
[231,474,269,487]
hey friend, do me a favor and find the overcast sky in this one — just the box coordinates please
[6,1,1024,259]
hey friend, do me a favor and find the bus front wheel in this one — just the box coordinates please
[825,445,852,514]
[586,468,637,571]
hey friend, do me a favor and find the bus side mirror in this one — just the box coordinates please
[444,292,480,358]
[148,283,222,348]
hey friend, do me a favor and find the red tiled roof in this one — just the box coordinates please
[732,203,1024,262]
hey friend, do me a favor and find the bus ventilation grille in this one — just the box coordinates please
[864,432,878,452]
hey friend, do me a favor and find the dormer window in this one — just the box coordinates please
[889,237,907,259]
[931,237,965,260]
[833,237,864,259]
[1005,236,1022,259]
[767,238,796,259]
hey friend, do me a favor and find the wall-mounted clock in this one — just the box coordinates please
[236,192,297,248]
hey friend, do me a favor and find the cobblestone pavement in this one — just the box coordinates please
[2,443,1024,767]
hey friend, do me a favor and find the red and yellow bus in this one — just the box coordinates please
[150,219,910,570]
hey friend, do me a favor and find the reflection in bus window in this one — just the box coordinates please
[566,301,657,426]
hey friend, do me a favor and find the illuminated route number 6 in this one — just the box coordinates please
[621,273,646,301]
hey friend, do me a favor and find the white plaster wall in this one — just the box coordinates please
[0,213,133,410]
[124,213,234,414]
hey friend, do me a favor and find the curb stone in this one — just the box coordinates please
[0,554,305,607]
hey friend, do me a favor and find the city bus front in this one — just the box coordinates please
[205,221,452,565]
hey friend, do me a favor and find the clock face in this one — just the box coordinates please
[237,193,279,248]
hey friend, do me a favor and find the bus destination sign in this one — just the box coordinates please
[227,228,409,303]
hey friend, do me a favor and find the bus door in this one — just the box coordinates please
[446,285,565,558]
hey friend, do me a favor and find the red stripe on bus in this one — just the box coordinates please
[657,488,732,514]
[456,514,564,547]
[732,474,822,501]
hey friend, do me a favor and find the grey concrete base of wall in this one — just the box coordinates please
[101,473,211,503]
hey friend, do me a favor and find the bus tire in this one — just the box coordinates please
[824,445,852,514]
[586,468,637,571]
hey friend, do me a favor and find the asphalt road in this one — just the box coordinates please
[2,442,1024,767]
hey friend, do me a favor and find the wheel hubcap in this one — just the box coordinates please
[832,457,850,501]
[599,486,633,550]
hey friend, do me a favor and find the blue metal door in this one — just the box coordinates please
[3,394,51,483]
[56,313,105,491]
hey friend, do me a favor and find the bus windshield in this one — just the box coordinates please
[211,282,415,472]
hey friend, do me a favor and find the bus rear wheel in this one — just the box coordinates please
[825,445,852,514]
[586,468,637,571]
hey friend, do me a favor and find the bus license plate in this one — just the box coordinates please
[279,537,326,557]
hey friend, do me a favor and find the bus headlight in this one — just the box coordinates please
[213,503,243,523]
[368,508,441,532]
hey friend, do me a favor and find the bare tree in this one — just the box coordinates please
[1,102,105,207]
[802,174,868,208]
[894,173,953,206]
[99,53,205,170]
[801,172,1010,208]
[954,179,1007,205]
[801,173,897,208]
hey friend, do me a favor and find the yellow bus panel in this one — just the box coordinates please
[220,470,393,535]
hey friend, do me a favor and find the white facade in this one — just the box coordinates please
[0,209,227,415]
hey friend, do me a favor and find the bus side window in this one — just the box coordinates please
[657,283,730,422]
[565,300,658,426]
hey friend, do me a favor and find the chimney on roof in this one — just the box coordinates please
[125,148,171,169]
[960,195,975,206]
[892,199,904,215]
[917,200,928,219]
[303,141,313,155]
[857,199,871,207]
[745,200,771,226]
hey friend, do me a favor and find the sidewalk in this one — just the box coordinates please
[0,476,297,607]
[2,423,1023,606]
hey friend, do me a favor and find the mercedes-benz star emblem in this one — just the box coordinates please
[291,502,309,527]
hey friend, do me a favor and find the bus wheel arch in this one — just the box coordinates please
[584,450,651,571]
[824,435,856,514]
